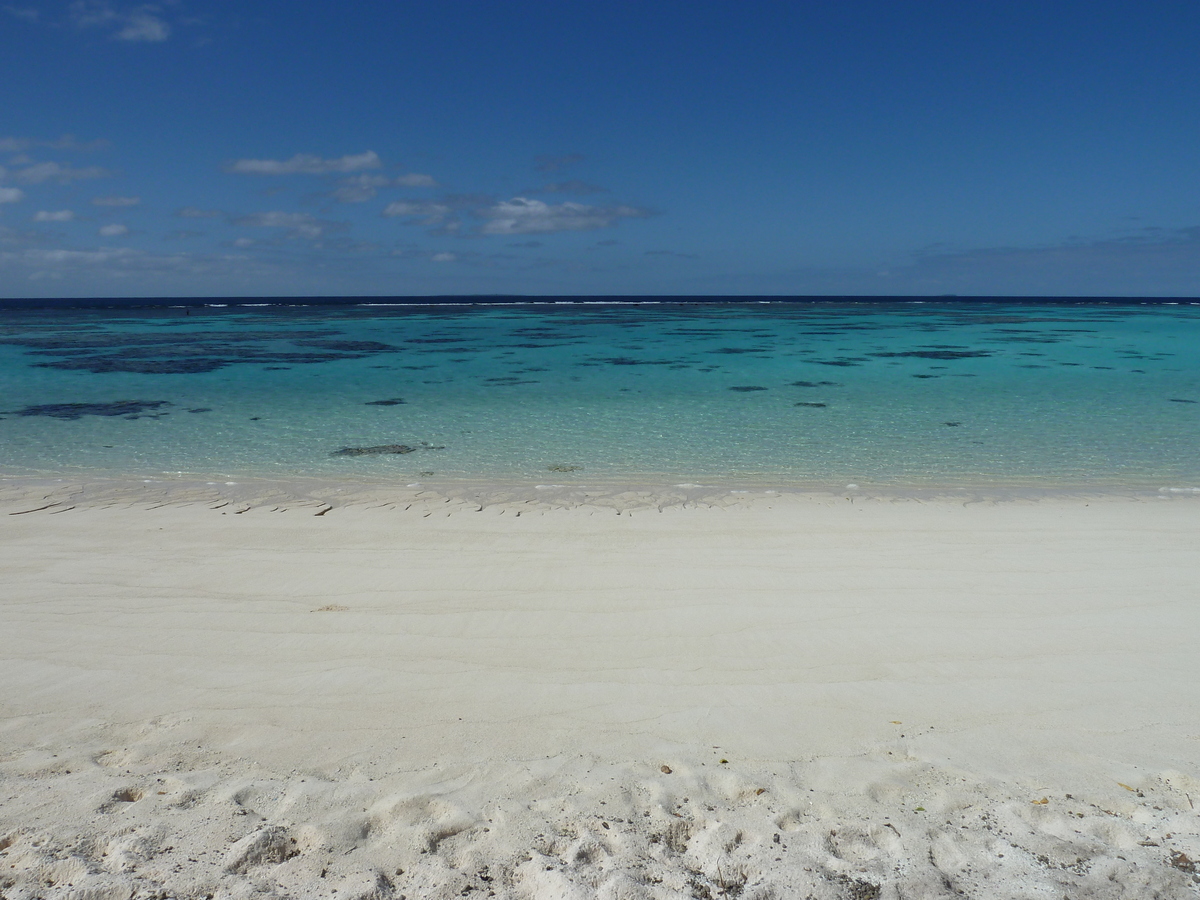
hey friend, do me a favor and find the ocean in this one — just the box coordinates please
[1,297,1198,493]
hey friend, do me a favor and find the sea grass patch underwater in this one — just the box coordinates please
[0,300,1197,487]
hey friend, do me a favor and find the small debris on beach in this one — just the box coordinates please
[1170,852,1197,873]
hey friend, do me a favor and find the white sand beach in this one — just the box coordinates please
[2,485,1199,898]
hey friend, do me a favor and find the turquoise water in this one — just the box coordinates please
[1,300,1198,488]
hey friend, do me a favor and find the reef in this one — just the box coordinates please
[872,350,991,360]
[8,400,172,420]
[332,442,445,457]
[0,329,398,375]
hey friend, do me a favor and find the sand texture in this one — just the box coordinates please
[2,490,1199,898]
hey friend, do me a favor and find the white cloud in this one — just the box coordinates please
[67,1,170,41]
[25,247,137,264]
[69,1,119,28]
[234,211,316,228]
[116,10,168,41]
[381,200,452,223]
[534,180,605,195]
[177,206,223,218]
[4,6,40,22]
[331,174,390,203]
[395,173,436,187]
[431,252,456,262]
[331,172,437,202]
[0,135,108,153]
[98,223,129,236]
[534,153,585,173]
[0,187,24,203]
[226,151,382,175]
[232,237,256,248]
[92,195,140,206]
[232,211,338,239]
[645,250,698,259]
[478,197,649,235]
[34,210,75,222]
[15,161,110,184]
[0,243,290,290]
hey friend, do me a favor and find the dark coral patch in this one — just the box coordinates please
[729,386,768,392]
[296,339,397,353]
[1,328,398,375]
[332,442,445,456]
[586,357,680,366]
[10,400,172,420]
[872,350,991,360]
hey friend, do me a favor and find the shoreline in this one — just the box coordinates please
[4,470,1200,516]
[2,492,1199,896]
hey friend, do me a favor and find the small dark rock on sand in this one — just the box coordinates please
[794,401,828,408]
[729,385,768,392]
[548,465,583,472]
[365,398,406,406]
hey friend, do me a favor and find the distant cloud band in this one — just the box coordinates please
[92,195,140,207]
[225,151,382,175]
[479,198,650,235]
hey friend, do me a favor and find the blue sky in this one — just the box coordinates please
[2,0,1198,297]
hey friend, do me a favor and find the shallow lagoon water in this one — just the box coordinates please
[1,299,1198,490]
